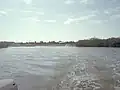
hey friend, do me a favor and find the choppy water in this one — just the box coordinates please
[0,47,120,90]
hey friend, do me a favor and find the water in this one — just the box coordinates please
[0,47,120,90]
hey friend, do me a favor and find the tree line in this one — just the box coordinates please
[76,37,120,47]
[0,42,9,48]
[1,37,120,47]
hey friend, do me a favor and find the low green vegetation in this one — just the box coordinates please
[0,42,8,48]
[76,37,120,47]
[1,37,120,47]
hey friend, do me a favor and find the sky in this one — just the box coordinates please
[0,0,120,42]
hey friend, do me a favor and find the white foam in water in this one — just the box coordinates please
[1,47,120,90]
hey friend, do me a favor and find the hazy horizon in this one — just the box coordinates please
[0,0,120,42]
[1,36,120,43]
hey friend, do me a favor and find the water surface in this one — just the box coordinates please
[0,47,119,90]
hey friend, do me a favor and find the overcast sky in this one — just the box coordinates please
[0,0,120,42]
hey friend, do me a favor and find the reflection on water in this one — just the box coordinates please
[0,47,120,90]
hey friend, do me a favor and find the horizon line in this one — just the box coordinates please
[0,36,120,43]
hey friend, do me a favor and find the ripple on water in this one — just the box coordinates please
[0,47,120,90]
